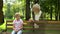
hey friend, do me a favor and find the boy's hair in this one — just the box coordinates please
[14,12,20,17]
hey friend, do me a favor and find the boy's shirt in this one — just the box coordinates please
[13,19,23,30]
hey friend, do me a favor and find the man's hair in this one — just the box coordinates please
[32,3,40,10]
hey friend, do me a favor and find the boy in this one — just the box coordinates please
[11,13,23,34]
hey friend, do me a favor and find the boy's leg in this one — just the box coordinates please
[11,30,16,34]
[17,30,22,34]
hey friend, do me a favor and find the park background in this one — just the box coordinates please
[0,0,60,34]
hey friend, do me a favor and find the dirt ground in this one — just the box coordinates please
[0,32,11,34]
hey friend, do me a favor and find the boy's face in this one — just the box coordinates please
[15,15,20,20]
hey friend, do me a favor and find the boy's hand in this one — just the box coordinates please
[13,28,15,30]
[15,29,18,32]
[15,30,18,32]
[13,28,18,32]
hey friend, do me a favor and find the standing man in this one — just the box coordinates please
[32,3,42,28]
[29,3,42,28]
[29,3,45,34]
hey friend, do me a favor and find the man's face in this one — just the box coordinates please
[33,7,40,12]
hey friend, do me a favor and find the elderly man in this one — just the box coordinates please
[32,3,42,20]
[32,3,42,28]
[29,3,43,28]
[29,3,45,34]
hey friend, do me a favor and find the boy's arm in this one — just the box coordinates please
[13,20,15,30]
[19,24,23,30]
[13,21,18,32]
[13,24,15,30]
[19,20,23,30]
[13,24,18,32]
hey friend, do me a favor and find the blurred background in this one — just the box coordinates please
[0,0,60,34]
[3,0,59,21]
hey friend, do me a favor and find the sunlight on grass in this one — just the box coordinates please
[0,20,6,30]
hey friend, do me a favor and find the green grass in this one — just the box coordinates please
[0,20,6,32]
[7,29,12,32]
[7,29,60,34]
[0,20,6,30]
[45,30,60,34]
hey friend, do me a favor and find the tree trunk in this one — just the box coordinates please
[55,0,58,20]
[50,5,52,20]
[58,0,60,20]
[0,0,4,25]
[34,0,39,4]
[26,0,30,20]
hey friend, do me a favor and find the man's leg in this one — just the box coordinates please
[17,30,22,34]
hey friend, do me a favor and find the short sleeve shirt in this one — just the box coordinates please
[13,19,23,30]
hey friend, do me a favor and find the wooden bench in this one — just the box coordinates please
[6,20,60,34]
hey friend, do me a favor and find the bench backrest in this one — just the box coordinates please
[6,20,60,30]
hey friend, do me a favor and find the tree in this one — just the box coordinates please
[39,0,59,20]
[26,0,31,20]
[0,0,4,25]
[5,3,13,19]
[58,0,60,20]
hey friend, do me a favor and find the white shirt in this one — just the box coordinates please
[34,11,42,20]
[34,11,42,28]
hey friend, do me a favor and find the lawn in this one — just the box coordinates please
[7,29,60,34]
[0,20,6,32]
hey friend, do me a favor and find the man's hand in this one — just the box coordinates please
[28,18,34,22]
[35,20,39,22]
